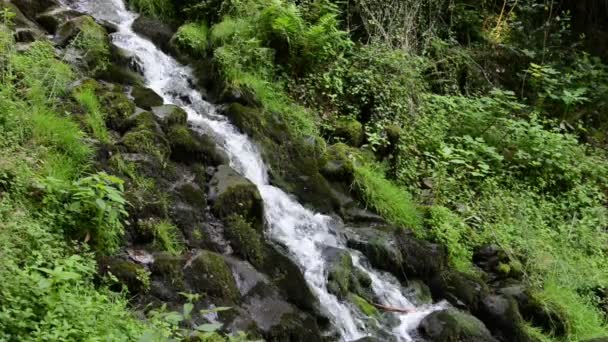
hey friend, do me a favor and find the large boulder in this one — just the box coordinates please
[332,117,364,147]
[429,270,489,313]
[208,165,264,227]
[323,246,371,300]
[419,308,498,342]
[131,85,163,110]
[10,0,58,22]
[132,15,175,53]
[186,250,240,302]
[0,1,45,41]
[166,124,227,165]
[98,257,150,295]
[36,7,82,34]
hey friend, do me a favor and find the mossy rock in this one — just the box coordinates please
[54,16,110,74]
[36,7,81,34]
[349,294,379,317]
[100,90,136,130]
[333,117,364,147]
[345,228,404,279]
[166,125,226,165]
[430,270,489,313]
[323,247,354,299]
[175,182,206,208]
[224,215,265,267]
[98,257,150,294]
[188,250,239,302]
[419,308,498,342]
[209,165,264,228]
[152,104,188,128]
[151,252,185,290]
[321,143,357,182]
[121,128,169,161]
[131,85,163,110]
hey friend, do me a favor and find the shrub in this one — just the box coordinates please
[174,22,209,56]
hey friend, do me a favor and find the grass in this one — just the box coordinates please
[74,87,111,143]
[352,163,423,232]
[127,0,175,20]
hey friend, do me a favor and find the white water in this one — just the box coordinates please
[63,1,442,339]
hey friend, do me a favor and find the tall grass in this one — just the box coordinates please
[353,164,423,231]
[74,87,110,143]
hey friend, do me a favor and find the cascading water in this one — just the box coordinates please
[62,0,443,340]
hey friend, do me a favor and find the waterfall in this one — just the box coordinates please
[63,1,442,340]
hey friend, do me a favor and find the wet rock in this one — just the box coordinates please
[474,244,524,283]
[260,244,320,314]
[98,257,150,294]
[208,165,264,227]
[345,227,404,278]
[324,247,354,299]
[166,125,227,165]
[10,0,58,22]
[333,117,364,147]
[186,250,240,302]
[132,15,175,54]
[349,294,379,317]
[120,112,170,160]
[429,270,489,312]
[479,294,529,341]
[150,252,185,296]
[152,104,188,128]
[131,85,163,110]
[396,229,448,280]
[419,308,498,342]
[36,7,82,34]
[13,27,43,42]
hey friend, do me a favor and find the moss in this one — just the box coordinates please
[321,143,357,181]
[210,166,264,227]
[163,106,188,127]
[131,85,163,109]
[333,117,364,147]
[151,252,185,289]
[224,215,265,266]
[100,91,136,130]
[166,125,225,165]
[350,294,379,317]
[327,252,353,299]
[121,129,169,161]
[100,258,150,294]
[189,250,239,302]
[176,182,206,208]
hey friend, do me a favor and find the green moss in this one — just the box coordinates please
[65,16,111,75]
[327,253,353,299]
[162,106,188,127]
[102,259,151,294]
[224,215,265,266]
[190,250,239,301]
[121,129,169,160]
[131,85,163,110]
[213,183,263,225]
[152,252,185,289]
[99,91,136,130]
[349,294,379,317]
[333,117,364,147]
[321,143,356,181]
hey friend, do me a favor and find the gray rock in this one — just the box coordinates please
[131,15,175,53]
[10,0,58,22]
[130,85,163,110]
[36,7,82,34]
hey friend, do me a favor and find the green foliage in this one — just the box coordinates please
[40,172,128,254]
[353,163,422,231]
[127,0,175,20]
[152,220,184,255]
[70,17,111,75]
[74,86,110,143]
[426,206,474,272]
[174,22,209,56]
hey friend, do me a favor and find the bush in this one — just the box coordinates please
[174,22,209,56]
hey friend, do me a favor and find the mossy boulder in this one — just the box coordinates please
[98,257,150,294]
[321,143,357,182]
[152,104,188,128]
[166,125,227,165]
[187,250,240,302]
[479,294,532,341]
[333,117,364,147]
[324,247,353,299]
[225,215,265,267]
[100,90,136,130]
[121,127,170,161]
[209,165,264,228]
[396,228,448,280]
[430,270,489,313]
[151,252,185,291]
[131,85,163,110]
[345,227,404,278]
[419,308,498,342]
[54,16,110,74]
